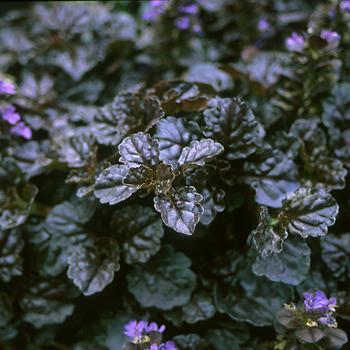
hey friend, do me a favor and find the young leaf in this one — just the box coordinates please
[279,187,338,238]
[250,206,287,258]
[178,139,224,167]
[154,186,203,235]
[118,132,159,168]
[0,228,23,283]
[252,236,311,285]
[127,245,196,310]
[111,206,164,264]
[94,165,137,205]
[203,97,264,160]
[67,237,120,296]
[0,183,38,230]
[242,148,299,208]
[155,116,198,165]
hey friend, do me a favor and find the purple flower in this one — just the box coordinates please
[143,0,169,21]
[175,16,191,30]
[123,320,147,338]
[0,80,16,95]
[257,18,270,32]
[1,105,21,125]
[10,122,32,140]
[304,291,337,314]
[145,322,166,333]
[318,313,338,328]
[321,30,340,47]
[178,4,199,15]
[341,1,350,11]
[151,341,177,350]
[286,32,305,52]
[192,23,202,33]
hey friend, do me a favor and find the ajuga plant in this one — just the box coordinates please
[1,1,350,350]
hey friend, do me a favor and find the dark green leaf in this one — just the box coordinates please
[242,149,299,208]
[295,328,325,344]
[94,165,137,205]
[111,206,164,264]
[252,236,311,285]
[173,334,208,350]
[127,245,196,310]
[164,291,216,326]
[154,187,203,235]
[203,97,264,160]
[20,279,75,328]
[279,187,338,238]
[67,237,120,296]
[0,293,12,327]
[200,188,225,225]
[186,63,234,92]
[323,328,348,348]
[0,228,23,282]
[207,329,242,350]
[321,233,350,278]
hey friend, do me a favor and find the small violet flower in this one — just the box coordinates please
[143,0,169,21]
[10,122,32,140]
[178,3,199,15]
[175,16,191,30]
[145,322,166,333]
[150,341,177,350]
[124,320,147,338]
[257,18,270,32]
[0,105,21,125]
[304,291,337,314]
[321,30,340,47]
[0,79,16,95]
[340,1,350,12]
[318,313,338,328]
[286,32,305,52]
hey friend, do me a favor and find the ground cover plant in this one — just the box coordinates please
[1,0,350,349]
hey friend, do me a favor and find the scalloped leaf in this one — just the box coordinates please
[94,165,137,205]
[111,206,164,264]
[118,132,159,168]
[178,139,224,167]
[127,245,196,310]
[203,97,264,160]
[154,187,203,235]
[67,237,120,296]
[93,93,163,146]
[154,116,199,165]
[279,187,338,238]
[0,228,23,283]
[252,236,311,285]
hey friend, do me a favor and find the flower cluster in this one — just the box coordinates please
[0,78,32,140]
[142,0,169,22]
[123,320,176,350]
[303,291,338,328]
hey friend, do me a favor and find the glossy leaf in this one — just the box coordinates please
[67,237,120,296]
[178,139,224,167]
[243,148,299,208]
[111,206,164,264]
[154,187,203,235]
[0,228,23,282]
[118,132,160,169]
[94,165,137,205]
[203,97,264,160]
[127,245,196,310]
[279,187,338,238]
[252,236,311,285]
